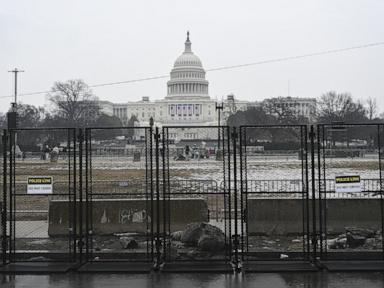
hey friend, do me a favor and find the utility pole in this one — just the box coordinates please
[215,101,224,151]
[7,68,24,157]
[8,68,25,111]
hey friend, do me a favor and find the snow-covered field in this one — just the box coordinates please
[16,153,381,179]
[13,155,382,199]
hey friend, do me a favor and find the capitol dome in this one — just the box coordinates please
[174,52,202,67]
[173,34,203,68]
[166,32,209,99]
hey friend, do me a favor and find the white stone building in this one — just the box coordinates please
[98,33,317,136]
[100,32,223,129]
[262,96,317,122]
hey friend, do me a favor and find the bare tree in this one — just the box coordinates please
[48,79,99,127]
[317,91,357,123]
[366,97,378,120]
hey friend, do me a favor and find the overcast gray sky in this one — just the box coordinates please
[1,0,383,113]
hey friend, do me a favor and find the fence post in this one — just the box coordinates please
[77,128,84,264]
[2,130,7,265]
[310,125,317,261]
[149,125,155,265]
[9,129,15,262]
[231,127,240,271]
[378,124,384,260]
[154,127,161,270]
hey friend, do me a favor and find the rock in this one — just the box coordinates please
[327,238,338,249]
[364,238,377,248]
[198,235,225,252]
[174,241,185,249]
[180,222,225,253]
[337,234,346,239]
[263,240,276,245]
[171,231,183,241]
[280,254,289,259]
[336,237,347,249]
[181,223,204,245]
[186,249,211,259]
[119,237,138,249]
[186,249,199,259]
[291,239,302,243]
[181,222,224,246]
[346,233,366,248]
[345,227,375,238]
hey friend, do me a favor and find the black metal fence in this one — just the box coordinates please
[239,125,312,271]
[81,127,154,271]
[159,126,233,271]
[4,128,77,266]
[0,123,383,272]
[317,123,384,262]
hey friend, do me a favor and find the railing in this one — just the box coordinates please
[227,179,383,199]
[1,178,381,198]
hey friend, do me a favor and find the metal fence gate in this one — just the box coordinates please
[239,125,314,271]
[1,131,5,267]
[317,123,384,268]
[1,122,382,273]
[3,128,77,272]
[160,126,233,272]
[80,127,154,272]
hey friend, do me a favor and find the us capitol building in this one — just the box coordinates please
[99,32,248,131]
[99,32,316,139]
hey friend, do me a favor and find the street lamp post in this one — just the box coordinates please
[215,101,224,153]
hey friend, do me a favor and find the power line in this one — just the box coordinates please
[206,41,384,72]
[1,40,384,100]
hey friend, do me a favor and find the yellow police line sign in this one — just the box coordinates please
[27,176,53,194]
[335,175,361,193]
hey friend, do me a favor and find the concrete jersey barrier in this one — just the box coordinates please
[247,198,382,235]
[48,197,208,236]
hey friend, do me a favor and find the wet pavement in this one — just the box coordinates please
[1,272,384,288]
